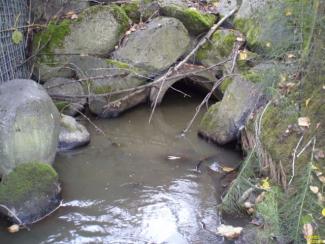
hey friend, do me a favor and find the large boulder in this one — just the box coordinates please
[198,76,264,145]
[31,0,89,22]
[113,17,190,75]
[159,0,217,35]
[0,163,61,225]
[32,5,130,82]
[44,77,86,116]
[58,115,90,151]
[0,79,60,176]
[233,0,298,57]
[74,56,148,117]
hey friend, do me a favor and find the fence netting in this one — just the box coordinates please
[0,0,29,83]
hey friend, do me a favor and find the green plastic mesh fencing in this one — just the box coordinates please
[0,0,29,83]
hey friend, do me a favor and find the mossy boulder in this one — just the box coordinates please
[0,79,60,176]
[233,0,297,57]
[198,76,264,145]
[0,163,61,225]
[72,56,147,117]
[159,0,217,35]
[44,77,86,116]
[59,115,90,151]
[121,0,159,23]
[196,29,240,67]
[32,5,130,82]
[113,17,190,74]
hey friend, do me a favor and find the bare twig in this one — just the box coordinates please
[288,135,304,186]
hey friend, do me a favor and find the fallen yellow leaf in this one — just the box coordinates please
[266,42,272,48]
[239,51,248,60]
[322,208,325,217]
[298,117,311,128]
[309,186,319,194]
[285,9,293,16]
[222,166,235,173]
[305,98,311,107]
[261,178,271,190]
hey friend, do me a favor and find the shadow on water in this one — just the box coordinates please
[0,84,245,243]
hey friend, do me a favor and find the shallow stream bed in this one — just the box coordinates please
[0,91,243,243]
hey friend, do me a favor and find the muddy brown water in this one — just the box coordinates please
[0,91,243,243]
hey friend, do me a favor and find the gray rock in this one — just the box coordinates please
[113,17,190,75]
[198,76,264,145]
[44,77,86,116]
[0,79,60,176]
[58,115,90,150]
[121,0,160,23]
[0,163,61,225]
[73,56,148,118]
[33,5,130,82]
[234,0,296,57]
[159,0,217,35]
[31,0,89,22]
[216,0,238,16]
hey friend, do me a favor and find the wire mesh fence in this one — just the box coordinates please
[0,0,29,83]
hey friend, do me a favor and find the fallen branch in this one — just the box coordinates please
[288,135,304,186]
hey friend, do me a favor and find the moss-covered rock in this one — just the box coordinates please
[113,17,190,74]
[32,5,130,82]
[44,77,86,116]
[121,0,159,23]
[198,76,264,145]
[159,0,216,35]
[0,163,61,225]
[233,0,302,57]
[196,29,239,66]
[0,79,60,176]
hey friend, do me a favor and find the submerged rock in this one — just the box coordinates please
[0,79,60,176]
[159,0,217,35]
[58,115,90,151]
[44,77,86,116]
[113,17,190,75]
[198,76,264,145]
[33,5,130,82]
[0,163,61,225]
[73,56,147,118]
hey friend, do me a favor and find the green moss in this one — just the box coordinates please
[0,163,58,204]
[54,101,70,112]
[121,1,141,23]
[219,77,233,94]
[243,71,262,84]
[234,18,261,51]
[199,102,220,132]
[108,4,130,35]
[33,20,72,64]
[161,5,216,35]
[106,59,130,69]
[196,30,236,64]
[93,85,112,95]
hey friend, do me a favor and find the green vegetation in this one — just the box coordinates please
[0,163,58,204]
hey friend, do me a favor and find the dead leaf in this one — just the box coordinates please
[247,208,255,214]
[287,53,296,59]
[239,51,248,60]
[266,42,272,48]
[8,224,19,233]
[216,225,243,240]
[317,192,325,203]
[305,98,311,107]
[309,185,319,194]
[71,14,78,20]
[222,166,235,173]
[285,9,293,16]
[318,176,325,184]
[244,201,254,208]
[298,117,311,128]
[303,223,313,242]
[255,191,266,204]
[236,37,245,42]
[314,149,325,161]
[125,30,131,36]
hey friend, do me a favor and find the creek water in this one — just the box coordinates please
[0,89,242,244]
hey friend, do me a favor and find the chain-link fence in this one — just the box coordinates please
[0,0,29,83]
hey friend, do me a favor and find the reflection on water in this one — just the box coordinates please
[0,92,241,243]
